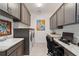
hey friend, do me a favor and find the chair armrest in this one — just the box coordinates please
[55,46,61,49]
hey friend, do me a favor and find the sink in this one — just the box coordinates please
[0,39,6,42]
[0,39,14,46]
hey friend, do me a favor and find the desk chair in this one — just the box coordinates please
[46,35,64,56]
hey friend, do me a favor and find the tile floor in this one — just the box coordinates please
[30,43,48,56]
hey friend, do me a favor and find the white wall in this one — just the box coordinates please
[51,24,79,44]
[0,15,13,40]
[13,22,29,28]
[31,14,50,43]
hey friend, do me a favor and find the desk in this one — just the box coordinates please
[49,34,79,56]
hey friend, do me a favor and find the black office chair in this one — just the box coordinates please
[46,35,64,56]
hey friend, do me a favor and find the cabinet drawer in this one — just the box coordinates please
[16,44,24,56]
[7,41,24,55]
[9,50,17,56]
[64,49,75,56]
[0,52,6,56]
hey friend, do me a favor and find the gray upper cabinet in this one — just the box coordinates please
[50,3,76,29]
[53,14,57,29]
[21,4,31,26]
[50,16,53,30]
[64,3,75,25]
[50,13,57,30]
[77,3,79,23]
[57,5,64,26]
[7,3,20,20]
[26,10,31,26]
[12,3,20,20]
[0,3,8,12]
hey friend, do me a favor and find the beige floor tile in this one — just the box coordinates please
[30,43,48,56]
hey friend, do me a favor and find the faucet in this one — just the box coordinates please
[0,36,6,42]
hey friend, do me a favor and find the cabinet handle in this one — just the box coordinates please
[7,7,12,14]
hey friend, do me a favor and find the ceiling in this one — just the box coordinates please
[25,3,63,16]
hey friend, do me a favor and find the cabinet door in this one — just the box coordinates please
[12,3,20,19]
[9,51,17,56]
[27,11,31,26]
[0,3,8,12]
[77,3,79,23]
[64,49,75,56]
[21,4,31,26]
[57,5,64,26]
[7,3,20,20]
[16,44,24,56]
[50,14,57,30]
[21,4,28,25]
[64,3,75,25]
[50,16,53,30]
[52,14,57,29]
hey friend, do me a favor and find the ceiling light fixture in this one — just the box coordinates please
[35,3,43,7]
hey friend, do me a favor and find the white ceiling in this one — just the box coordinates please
[25,3,63,16]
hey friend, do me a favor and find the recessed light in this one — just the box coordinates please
[35,3,43,7]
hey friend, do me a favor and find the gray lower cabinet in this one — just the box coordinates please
[9,50,17,56]
[0,3,8,12]
[57,5,64,26]
[13,28,35,55]
[16,44,24,56]
[13,28,30,55]
[64,3,76,25]
[0,40,24,56]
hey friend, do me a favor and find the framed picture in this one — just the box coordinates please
[36,19,45,31]
[0,19,12,36]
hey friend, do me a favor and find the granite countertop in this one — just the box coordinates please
[14,27,35,30]
[48,33,62,38]
[0,38,24,52]
[49,33,79,56]
[54,38,79,56]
